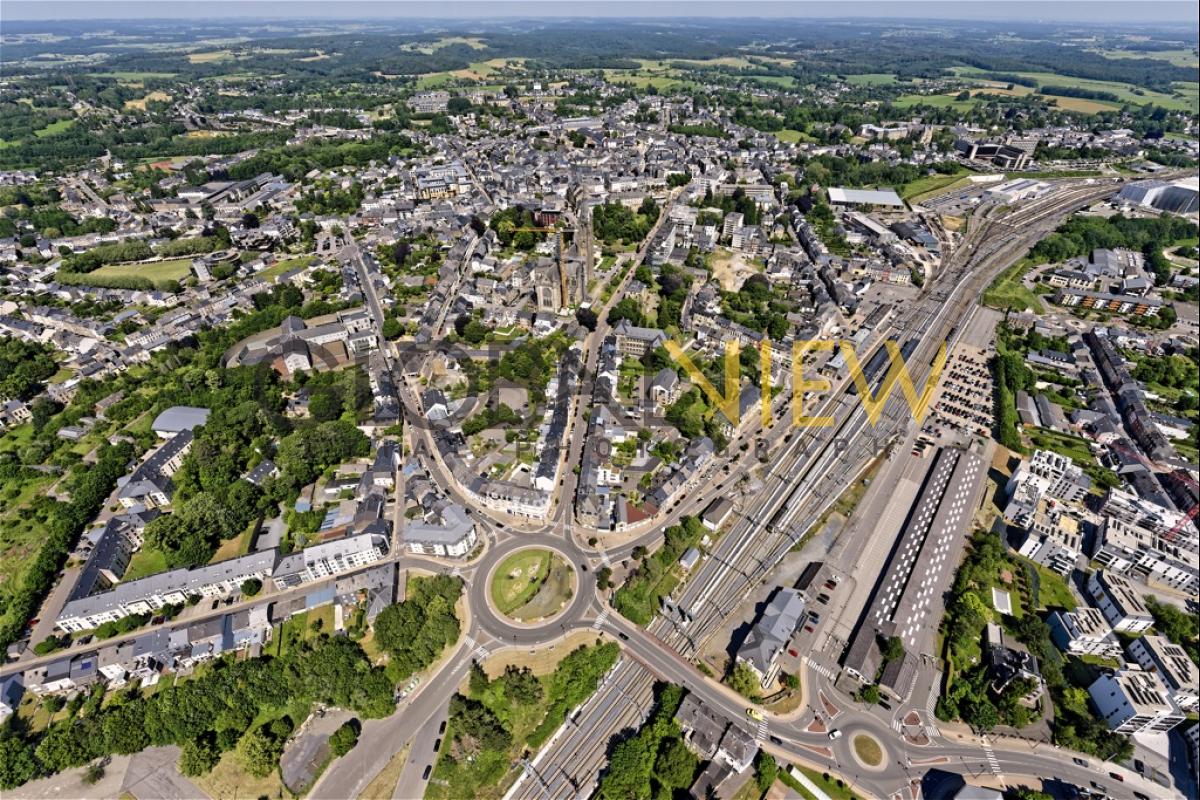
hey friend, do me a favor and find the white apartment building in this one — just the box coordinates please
[1091,516,1199,595]
[1086,571,1155,633]
[56,551,276,633]
[1128,634,1199,712]
[1014,499,1083,576]
[1089,668,1186,734]
[403,504,477,559]
[1006,449,1092,503]
[272,533,388,589]
[1047,608,1124,660]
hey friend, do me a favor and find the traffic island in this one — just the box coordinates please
[489,547,576,623]
[850,733,885,769]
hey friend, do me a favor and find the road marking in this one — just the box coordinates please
[598,550,611,567]
[593,609,609,630]
[803,656,835,680]
[981,740,1005,784]
[754,717,768,742]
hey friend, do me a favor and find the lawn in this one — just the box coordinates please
[901,168,971,202]
[783,765,859,800]
[88,257,193,283]
[852,734,883,766]
[842,72,901,86]
[122,547,169,582]
[192,749,286,800]
[256,254,314,282]
[982,257,1045,314]
[33,119,74,138]
[490,549,552,614]
[748,75,799,89]
[893,93,976,111]
[773,128,814,143]
[1022,560,1078,612]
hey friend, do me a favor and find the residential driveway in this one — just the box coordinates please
[281,708,353,793]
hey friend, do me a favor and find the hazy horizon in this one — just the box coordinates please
[3,0,1198,24]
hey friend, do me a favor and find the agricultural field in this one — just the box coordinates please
[954,66,1198,112]
[123,90,172,111]
[841,72,903,86]
[1093,47,1199,68]
[187,49,236,64]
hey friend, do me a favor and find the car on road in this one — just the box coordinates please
[422,765,432,780]
[433,738,442,752]
[438,720,447,734]
[1108,772,1123,782]
[1072,757,1088,767]
[817,593,830,604]
[746,708,764,721]
[828,729,842,740]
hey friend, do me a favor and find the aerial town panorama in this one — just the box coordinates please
[0,3,1198,800]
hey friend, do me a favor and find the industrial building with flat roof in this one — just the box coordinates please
[843,446,987,687]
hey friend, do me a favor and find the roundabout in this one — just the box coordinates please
[470,534,596,641]
[850,732,886,770]
[490,547,576,623]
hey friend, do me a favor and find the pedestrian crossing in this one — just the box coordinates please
[753,717,768,742]
[464,635,490,660]
[598,550,611,567]
[982,740,1005,783]
[593,609,609,630]
[804,657,835,680]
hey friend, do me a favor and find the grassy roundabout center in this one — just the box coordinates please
[852,733,884,767]
[490,548,575,622]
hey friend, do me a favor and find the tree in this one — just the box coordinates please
[754,751,778,794]
[179,738,221,776]
[235,727,282,778]
[596,566,613,590]
[0,736,38,790]
[653,736,697,789]
[575,307,598,331]
[860,684,881,705]
[381,317,403,340]
[728,662,762,701]
[502,665,543,705]
[241,578,262,597]
[447,96,473,115]
[328,720,360,757]
[878,634,904,664]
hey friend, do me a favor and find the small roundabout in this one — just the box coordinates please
[490,547,576,623]
[471,535,595,641]
[849,732,886,770]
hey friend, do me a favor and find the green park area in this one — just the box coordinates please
[87,257,193,283]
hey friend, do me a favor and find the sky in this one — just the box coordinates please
[3,0,1197,23]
